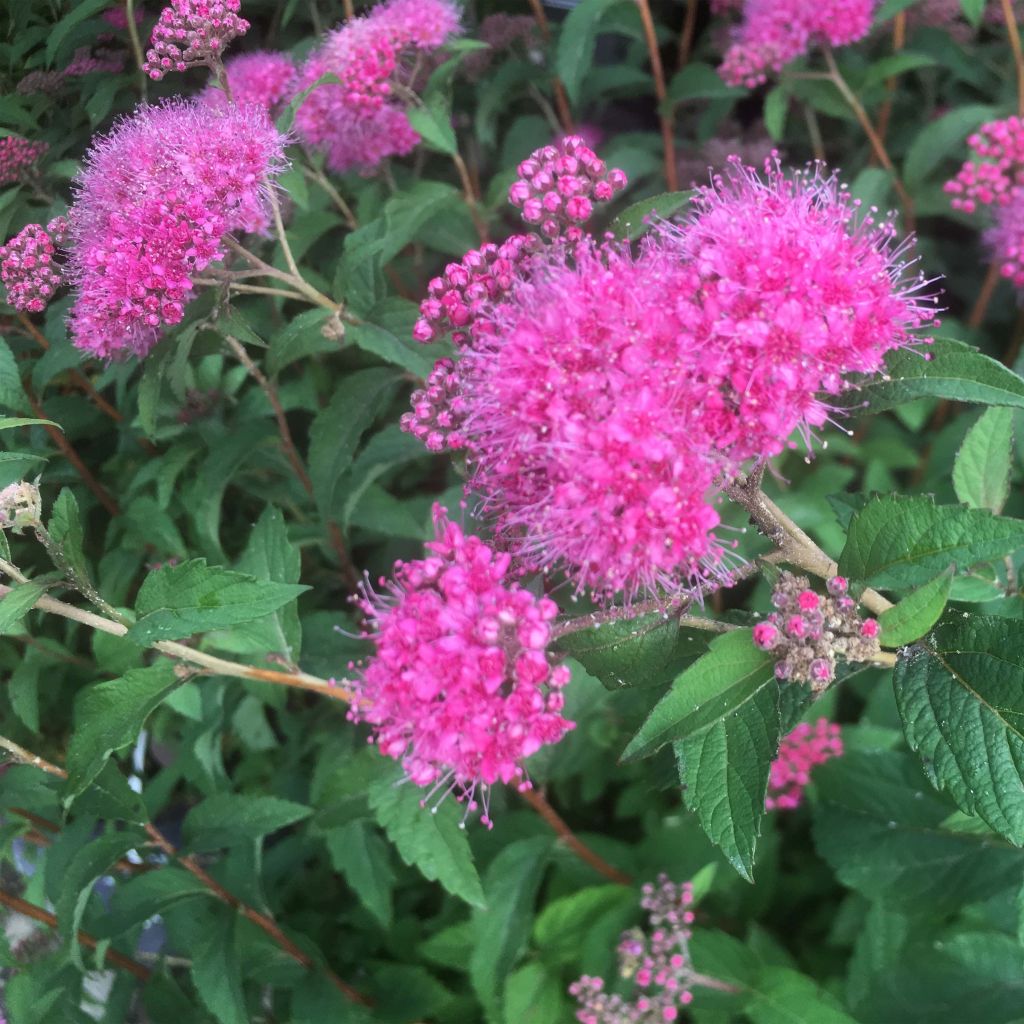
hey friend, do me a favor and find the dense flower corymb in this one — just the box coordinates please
[766,718,843,810]
[0,218,68,313]
[200,51,296,115]
[143,0,249,80]
[945,116,1024,213]
[718,0,877,88]
[652,156,937,460]
[293,0,460,174]
[67,100,286,358]
[0,137,47,187]
[347,506,572,827]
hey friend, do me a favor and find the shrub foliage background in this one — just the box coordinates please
[2,0,1024,1022]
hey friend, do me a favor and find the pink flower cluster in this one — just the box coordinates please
[400,358,468,452]
[570,876,697,1024]
[766,718,843,810]
[103,5,146,31]
[752,572,880,687]
[65,44,126,76]
[0,218,68,313]
[508,135,628,240]
[347,506,572,827]
[718,0,877,88]
[67,100,286,358]
[412,233,540,346]
[143,0,249,80]
[200,51,297,115]
[0,137,47,188]
[293,0,460,174]
[406,151,933,602]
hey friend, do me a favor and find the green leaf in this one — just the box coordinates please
[183,793,312,852]
[406,100,457,155]
[666,63,744,104]
[812,750,1024,913]
[610,190,693,240]
[56,831,143,970]
[65,662,182,802]
[47,488,91,588]
[291,975,372,1023]
[675,680,779,881]
[893,614,1024,845]
[862,51,937,89]
[960,0,986,26]
[556,0,625,106]
[533,884,634,963]
[953,407,1014,513]
[503,963,568,1024]
[126,558,308,645]
[326,820,396,928]
[748,967,858,1024]
[840,338,1024,412]
[191,908,248,1024]
[837,494,1024,588]
[100,868,212,938]
[763,86,790,140]
[345,321,435,378]
[0,337,27,413]
[470,836,551,1022]
[621,629,775,761]
[0,416,59,431]
[878,567,954,646]
[75,761,149,823]
[846,903,910,1009]
[0,579,45,635]
[46,0,109,65]
[369,769,486,909]
[904,105,996,185]
[307,367,400,515]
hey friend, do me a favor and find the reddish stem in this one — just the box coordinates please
[635,0,679,192]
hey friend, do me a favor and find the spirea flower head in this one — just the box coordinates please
[0,137,47,188]
[570,875,698,1024]
[347,506,573,827]
[945,116,1024,213]
[651,155,937,460]
[457,241,734,603]
[719,0,877,88]
[767,718,843,810]
[200,51,297,115]
[293,0,460,174]
[67,99,286,359]
[400,358,469,452]
[143,0,249,80]
[509,135,628,240]
[985,190,1024,286]
[753,572,880,687]
[0,218,68,313]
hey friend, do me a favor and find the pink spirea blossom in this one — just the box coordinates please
[945,116,1024,213]
[293,0,460,174]
[0,218,68,313]
[200,51,297,115]
[400,358,469,452]
[0,137,47,188]
[347,506,572,827]
[719,0,877,88]
[508,135,628,240]
[143,0,249,80]
[766,718,843,811]
[570,876,697,1024]
[457,241,731,602]
[67,99,286,359]
[652,156,937,460]
[986,190,1024,286]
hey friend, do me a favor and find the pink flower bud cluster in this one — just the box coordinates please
[752,573,880,687]
[766,718,843,810]
[0,218,68,313]
[0,137,47,188]
[463,14,541,80]
[508,136,628,240]
[718,0,877,88]
[65,44,126,76]
[400,358,469,452]
[412,233,540,345]
[143,0,249,80]
[570,876,698,1024]
[347,506,572,827]
[200,51,297,116]
[293,0,460,174]
[67,100,287,359]
[945,117,1024,213]
[985,190,1024,287]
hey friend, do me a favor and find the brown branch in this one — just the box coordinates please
[677,0,699,67]
[0,737,368,1006]
[969,260,1002,329]
[873,12,906,149]
[1002,0,1024,115]
[635,0,678,193]
[520,788,633,885]
[0,890,152,981]
[524,0,574,132]
[23,385,120,518]
[452,151,489,244]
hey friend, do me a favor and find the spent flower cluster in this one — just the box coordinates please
[752,572,881,687]
[143,0,250,80]
[570,876,697,1023]
[766,718,844,810]
[0,481,42,534]
[0,137,47,188]
[347,506,572,828]
[0,218,68,313]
